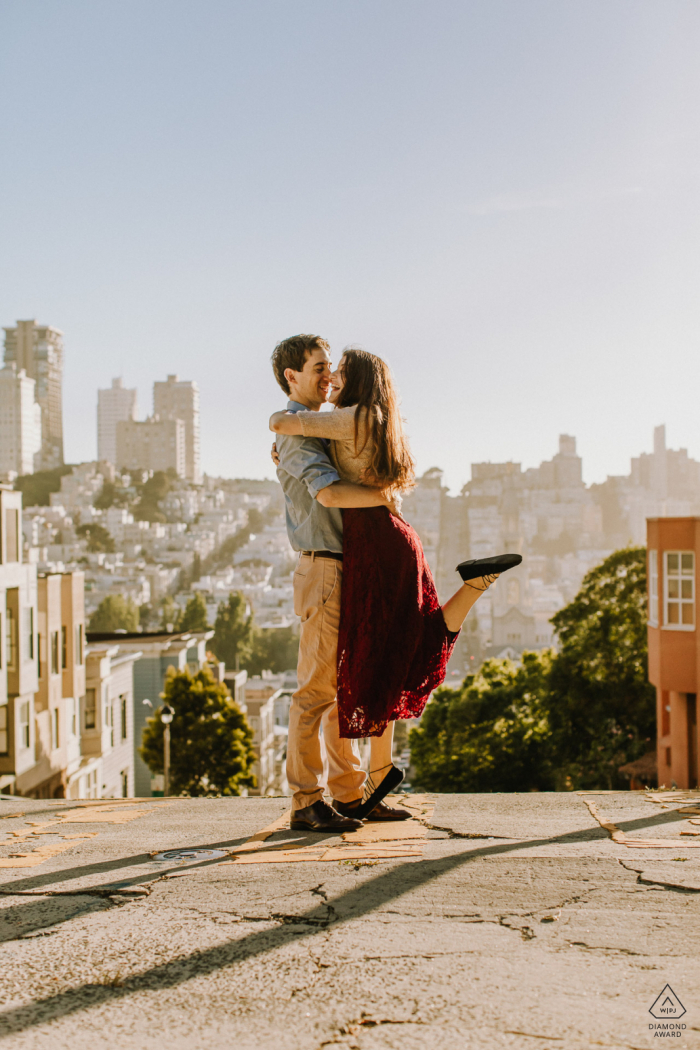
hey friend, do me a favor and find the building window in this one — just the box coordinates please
[648,550,659,626]
[5,509,19,563]
[61,626,67,669]
[85,689,96,730]
[0,612,2,670]
[51,631,59,674]
[70,697,77,737]
[105,695,114,747]
[664,551,695,629]
[6,609,16,671]
[121,694,128,741]
[19,701,30,749]
[75,624,83,665]
[52,707,60,750]
[37,632,41,677]
[121,769,129,798]
[0,704,7,755]
[24,607,34,661]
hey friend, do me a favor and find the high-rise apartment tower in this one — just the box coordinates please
[97,378,138,466]
[0,366,42,476]
[153,375,201,483]
[3,320,64,470]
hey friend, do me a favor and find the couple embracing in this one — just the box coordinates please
[269,334,521,831]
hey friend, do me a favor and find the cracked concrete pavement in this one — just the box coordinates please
[0,791,699,1050]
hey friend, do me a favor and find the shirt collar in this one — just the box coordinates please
[287,399,314,413]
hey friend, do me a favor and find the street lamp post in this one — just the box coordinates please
[160,703,174,796]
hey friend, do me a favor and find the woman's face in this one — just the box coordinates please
[329,356,346,404]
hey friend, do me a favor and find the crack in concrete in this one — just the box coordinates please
[318,1016,428,1048]
[419,820,509,839]
[271,906,337,928]
[566,941,644,956]
[617,859,700,894]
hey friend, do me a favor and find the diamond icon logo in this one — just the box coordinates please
[649,985,686,1020]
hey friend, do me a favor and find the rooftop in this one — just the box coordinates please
[1,791,699,1048]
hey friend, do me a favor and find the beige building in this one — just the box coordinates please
[79,642,142,799]
[0,365,42,477]
[23,572,86,798]
[116,417,186,476]
[227,673,287,796]
[98,377,138,466]
[0,488,39,793]
[85,628,213,795]
[153,374,201,484]
[3,320,64,469]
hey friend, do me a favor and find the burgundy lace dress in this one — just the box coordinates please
[297,407,458,739]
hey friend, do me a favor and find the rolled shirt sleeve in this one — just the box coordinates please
[278,435,340,499]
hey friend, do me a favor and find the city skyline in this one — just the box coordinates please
[1,3,699,490]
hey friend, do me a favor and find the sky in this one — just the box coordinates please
[1,0,699,493]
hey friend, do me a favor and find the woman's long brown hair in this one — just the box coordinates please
[335,347,415,494]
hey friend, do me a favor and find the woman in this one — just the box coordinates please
[270,347,521,816]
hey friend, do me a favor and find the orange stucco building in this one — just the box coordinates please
[647,517,700,789]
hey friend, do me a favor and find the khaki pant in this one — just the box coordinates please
[287,553,365,811]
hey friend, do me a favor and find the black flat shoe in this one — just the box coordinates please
[352,764,405,821]
[457,553,522,582]
[290,799,363,832]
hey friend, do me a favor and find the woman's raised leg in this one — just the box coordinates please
[441,575,497,633]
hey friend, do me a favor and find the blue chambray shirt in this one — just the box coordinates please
[275,400,344,553]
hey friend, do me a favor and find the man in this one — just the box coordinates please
[271,333,394,831]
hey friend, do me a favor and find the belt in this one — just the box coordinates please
[299,550,343,562]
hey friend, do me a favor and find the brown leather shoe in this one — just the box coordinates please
[364,800,412,821]
[290,799,362,832]
[334,798,411,822]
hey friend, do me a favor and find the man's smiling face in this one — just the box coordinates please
[285,347,332,410]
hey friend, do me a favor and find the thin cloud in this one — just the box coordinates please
[468,184,644,216]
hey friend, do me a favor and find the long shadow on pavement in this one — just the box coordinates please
[0,803,697,1035]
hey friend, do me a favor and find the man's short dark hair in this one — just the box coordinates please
[271,334,330,396]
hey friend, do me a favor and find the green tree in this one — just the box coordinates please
[76,523,115,553]
[211,592,254,671]
[178,592,210,632]
[159,595,180,631]
[94,482,116,510]
[245,626,299,676]
[139,667,256,796]
[134,470,172,523]
[410,651,555,792]
[546,546,655,789]
[88,594,139,632]
[15,465,72,507]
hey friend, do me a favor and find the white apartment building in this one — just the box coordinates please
[3,320,64,469]
[116,417,186,476]
[97,378,138,466]
[0,489,40,793]
[153,375,201,484]
[79,642,141,799]
[0,366,42,476]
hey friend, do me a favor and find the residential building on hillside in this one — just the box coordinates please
[98,378,138,466]
[153,375,201,484]
[24,571,86,798]
[81,642,142,799]
[3,320,64,469]
[0,488,39,794]
[647,516,700,790]
[85,629,214,796]
[116,417,186,476]
[0,365,42,476]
